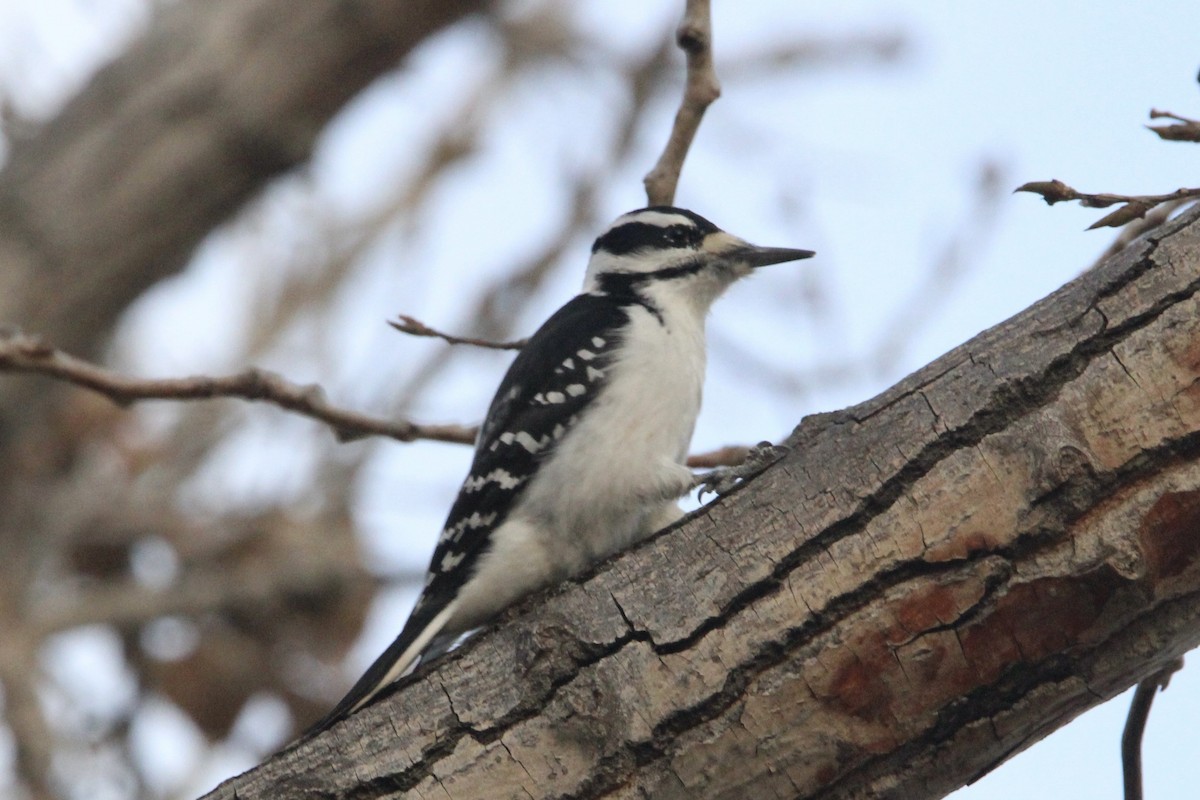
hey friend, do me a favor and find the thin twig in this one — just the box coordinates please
[0,330,476,445]
[1147,108,1200,142]
[1019,93,1200,227]
[643,0,720,206]
[1015,179,1200,230]
[1121,657,1184,800]
[388,315,527,350]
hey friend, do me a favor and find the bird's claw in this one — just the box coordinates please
[694,441,790,501]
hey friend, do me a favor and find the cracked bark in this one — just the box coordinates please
[204,206,1200,799]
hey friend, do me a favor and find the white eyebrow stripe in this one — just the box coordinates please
[615,210,696,228]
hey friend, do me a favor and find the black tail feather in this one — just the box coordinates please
[295,600,450,742]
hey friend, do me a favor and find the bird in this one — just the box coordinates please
[303,206,813,737]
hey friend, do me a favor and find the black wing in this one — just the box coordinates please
[422,291,630,603]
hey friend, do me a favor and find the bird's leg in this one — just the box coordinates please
[694,440,790,500]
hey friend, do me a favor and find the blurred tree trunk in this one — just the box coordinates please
[202,206,1200,799]
[0,0,486,447]
[0,1,485,793]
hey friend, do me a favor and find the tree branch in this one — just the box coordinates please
[643,0,720,205]
[1015,179,1200,229]
[1147,108,1200,142]
[0,0,489,360]
[1017,98,1199,229]
[0,330,475,445]
[1121,657,1184,800]
[203,198,1200,800]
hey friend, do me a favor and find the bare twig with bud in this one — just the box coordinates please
[1015,180,1200,230]
[1147,108,1200,142]
[388,315,527,350]
[1018,99,1199,230]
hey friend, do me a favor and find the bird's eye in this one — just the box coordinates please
[664,228,690,247]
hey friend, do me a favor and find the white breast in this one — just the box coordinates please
[494,302,705,574]
[446,293,711,632]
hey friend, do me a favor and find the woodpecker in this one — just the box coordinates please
[305,206,813,737]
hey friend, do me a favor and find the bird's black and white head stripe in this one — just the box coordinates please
[584,206,814,312]
[591,206,719,257]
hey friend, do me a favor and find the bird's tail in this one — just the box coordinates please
[297,598,459,741]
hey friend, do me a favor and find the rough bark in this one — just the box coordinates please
[199,205,1200,798]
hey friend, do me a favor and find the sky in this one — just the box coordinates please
[0,0,1197,798]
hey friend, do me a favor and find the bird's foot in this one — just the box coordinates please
[695,440,790,501]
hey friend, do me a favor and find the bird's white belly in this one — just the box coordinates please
[450,306,705,629]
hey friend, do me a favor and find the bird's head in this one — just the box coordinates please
[583,206,813,311]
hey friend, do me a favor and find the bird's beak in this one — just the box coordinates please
[736,244,816,268]
[702,231,814,267]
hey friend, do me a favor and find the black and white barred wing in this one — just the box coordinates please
[422,292,629,601]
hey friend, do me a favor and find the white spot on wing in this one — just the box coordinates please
[586,366,604,382]
[562,357,575,370]
[463,468,523,492]
[546,391,565,404]
[440,550,466,572]
[577,349,595,361]
[591,336,606,348]
[566,383,586,397]
[445,510,499,541]
[515,431,545,453]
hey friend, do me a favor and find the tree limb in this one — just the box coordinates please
[0,0,489,361]
[643,0,720,206]
[1121,657,1184,800]
[1147,108,1200,142]
[201,171,1200,800]
[1015,179,1200,229]
[0,330,475,445]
